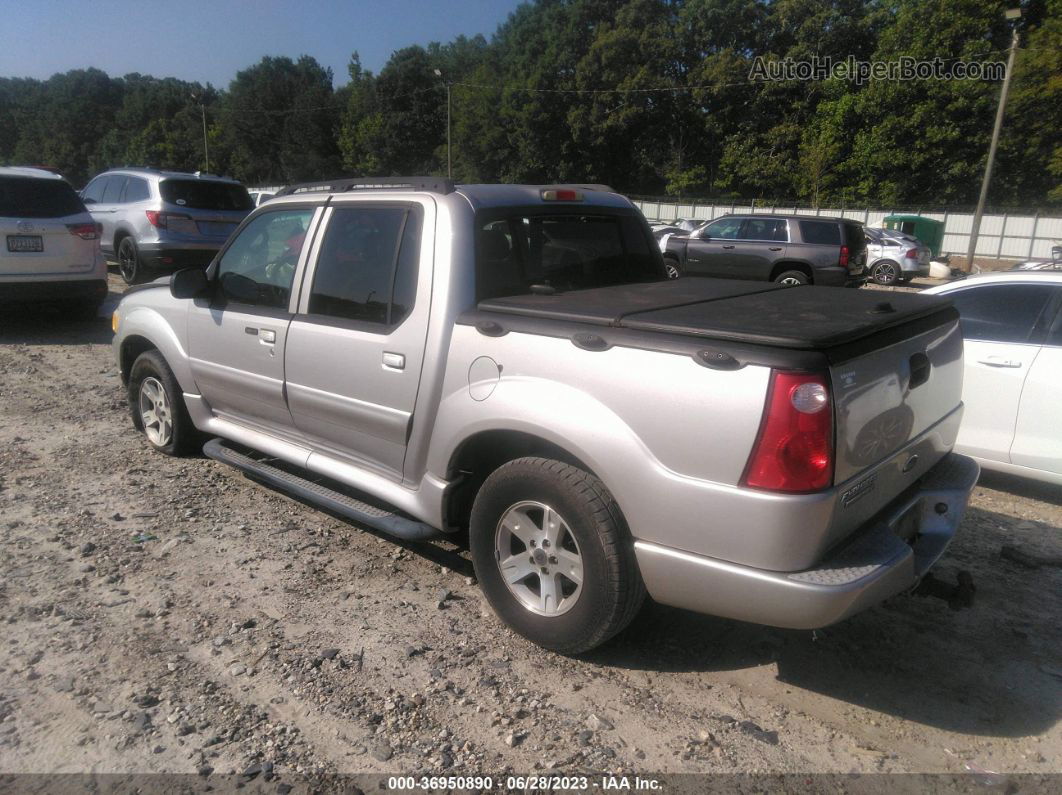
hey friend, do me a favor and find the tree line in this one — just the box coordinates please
[1,0,1059,208]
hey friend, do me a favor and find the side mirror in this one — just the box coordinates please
[170,267,209,299]
[218,271,259,305]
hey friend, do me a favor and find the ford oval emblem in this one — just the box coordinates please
[902,454,919,473]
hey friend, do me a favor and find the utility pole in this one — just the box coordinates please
[191,93,210,173]
[965,9,1021,272]
[433,69,452,179]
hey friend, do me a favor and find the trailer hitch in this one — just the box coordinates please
[914,570,975,610]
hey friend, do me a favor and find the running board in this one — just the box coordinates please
[203,438,441,541]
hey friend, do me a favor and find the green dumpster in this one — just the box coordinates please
[882,214,945,258]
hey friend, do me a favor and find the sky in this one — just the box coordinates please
[0,0,525,87]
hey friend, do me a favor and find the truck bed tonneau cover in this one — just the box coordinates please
[477,280,954,350]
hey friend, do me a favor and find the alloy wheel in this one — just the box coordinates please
[138,376,173,447]
[494,500,584,616]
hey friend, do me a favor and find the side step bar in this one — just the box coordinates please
[203,438,441,541]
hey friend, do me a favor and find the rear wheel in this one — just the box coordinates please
[774,269,809,286]
[128,350,199,456]
[470,457,645,654]
[870,260,900,286]
[117,236,147,285]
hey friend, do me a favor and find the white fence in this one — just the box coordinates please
[633,199,1062,261]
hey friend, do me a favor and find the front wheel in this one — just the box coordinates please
[128,350,199,456]
[664,259,682,279]
[470,457,645,654]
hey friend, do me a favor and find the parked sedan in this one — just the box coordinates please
[923,272,1062,485]
[864,227,930,285]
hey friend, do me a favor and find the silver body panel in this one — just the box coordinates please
[113,183,976,630]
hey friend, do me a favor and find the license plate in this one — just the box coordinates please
[196,221,236,236]
[7,235,43,252]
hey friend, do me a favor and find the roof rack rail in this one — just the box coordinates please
[275,176,456,197]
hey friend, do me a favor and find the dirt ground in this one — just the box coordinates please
[0,273,1059,787]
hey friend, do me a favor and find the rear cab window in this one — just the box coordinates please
[161,180,253,211]
[475,210,662,300]
[0,176,86,218]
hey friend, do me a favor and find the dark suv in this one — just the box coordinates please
[80,168,253,284]
[662,214,867,287]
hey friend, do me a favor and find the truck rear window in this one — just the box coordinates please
[476,212,662,299]
[0,176,85,218]
[160,179,253,211]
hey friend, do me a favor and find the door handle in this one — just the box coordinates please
[382,352,405,371]
[976,357,1021,368]
[722,245,735,249]
[259,329,276,344]
[769,247,783,251]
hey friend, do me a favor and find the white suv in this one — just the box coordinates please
[0,167,107,318]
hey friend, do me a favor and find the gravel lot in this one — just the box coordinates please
[0,273,1059,786]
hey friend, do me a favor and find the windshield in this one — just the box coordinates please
[0,176,85,218]
[476,211,663,299]
[160,179,253,211]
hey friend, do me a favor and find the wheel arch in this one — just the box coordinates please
[119,334,158,385]
[769,260,813,282]
[116,306,197,395]
[442,428,603,533]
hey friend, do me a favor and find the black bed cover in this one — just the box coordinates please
[475,279,954,350]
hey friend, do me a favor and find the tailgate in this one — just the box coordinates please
[830,316,964,483]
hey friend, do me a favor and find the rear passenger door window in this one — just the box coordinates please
[306,205,421,329]
[101,176,127,204]
[741,218,788,242]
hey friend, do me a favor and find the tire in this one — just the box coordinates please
[117,236,148,285]
[664,258,682,280]
[870,260,900,286]
[469,457,645,654]
[127,350,200,456]
[773,269,809,286]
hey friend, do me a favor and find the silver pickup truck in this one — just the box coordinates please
[112,178,978,654]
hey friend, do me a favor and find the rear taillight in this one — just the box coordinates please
[145,210,193,229]
[66,223,99,240]
[839,245,849,267]
[905,248,918,259]
[742,371,833,493]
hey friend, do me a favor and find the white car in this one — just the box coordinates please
[0,167,107,318]
[924,272,1062,485]
[248,191,275,207]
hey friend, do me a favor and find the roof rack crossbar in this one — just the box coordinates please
[275,176,456,197]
